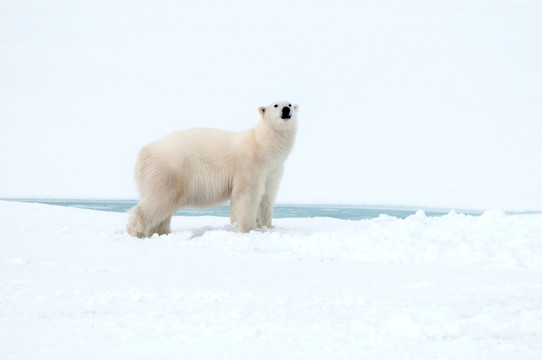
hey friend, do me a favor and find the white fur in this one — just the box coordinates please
[127,101,298,237]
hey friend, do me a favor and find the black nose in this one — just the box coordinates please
[282,107,290,116]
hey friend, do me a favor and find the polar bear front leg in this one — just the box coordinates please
[256,166,283,228]
[256,194,273,229]
[230,179,264,233]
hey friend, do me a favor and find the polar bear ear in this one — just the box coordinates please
[293,104,299,112]
[258,106,266,117]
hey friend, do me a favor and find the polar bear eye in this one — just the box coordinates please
[274,104,278,108]
[288,104,292,107]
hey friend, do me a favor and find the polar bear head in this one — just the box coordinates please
[258,101,299,128]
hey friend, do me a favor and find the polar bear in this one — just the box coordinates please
[126,101,298,237]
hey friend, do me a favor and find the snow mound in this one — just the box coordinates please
[179,210,542,268]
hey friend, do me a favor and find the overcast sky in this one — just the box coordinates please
[1,0,541,211]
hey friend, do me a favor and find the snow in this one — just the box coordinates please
[2,200,542,359]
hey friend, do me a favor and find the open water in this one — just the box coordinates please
[6,199,486,220]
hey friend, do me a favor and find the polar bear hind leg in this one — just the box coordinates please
[127,173,183,238]
[127,198,176,238]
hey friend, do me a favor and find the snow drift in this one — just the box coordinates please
[1,200,542,359]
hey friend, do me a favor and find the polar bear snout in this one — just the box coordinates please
[281,106,292,120]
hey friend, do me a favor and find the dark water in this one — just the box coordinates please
[5,199,486,220]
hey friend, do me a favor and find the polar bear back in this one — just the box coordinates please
[155,128,244,162]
